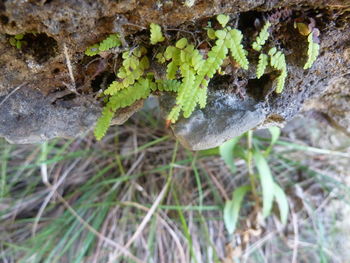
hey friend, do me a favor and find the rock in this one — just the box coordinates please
[171,90,266,150]
[0,0,349,148]
[0,87,140,144]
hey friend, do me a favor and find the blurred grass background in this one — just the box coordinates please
[1,111,350,263]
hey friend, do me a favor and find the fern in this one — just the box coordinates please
[304,32,320,69]
[226,28,249,70]
[252,21,271,52]
[85,44,100,56]
[156,79,181,92]
[85,33,121,56]
[217,14,229,27]
[94,78,154,140]
[104,47,149,95]
[99,33,121,51]
[268,47,287,93]
[150,23,165,45]
[256,53,268,79]
[164,15,249,123]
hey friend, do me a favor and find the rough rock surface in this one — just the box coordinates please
[0,0,349,148]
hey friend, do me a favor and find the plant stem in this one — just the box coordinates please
[247,130,258,199]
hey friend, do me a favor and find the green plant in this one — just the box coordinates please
[89,14,320,140]
[304,31,320,69]
[9,34,26,49]
[252,21,271,52]
[252,21,288,93]
[165,14,249,123]
[150,23,165,45]
[85,33,121,56]
[269,47,288,93]
[221,128,289,234]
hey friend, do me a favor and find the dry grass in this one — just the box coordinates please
[0,113,350,263]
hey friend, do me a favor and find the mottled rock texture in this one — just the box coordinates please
[0,0,349,148]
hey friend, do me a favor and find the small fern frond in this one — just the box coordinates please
[94,101,115,141]
[156,79,181,92]
[94,78,153,140]
[217,14,230,28]
[252,21,271,51]
[167,105,181,124]
[276,70,287,93]
[99,34,121,51]
[256,53,268,79]
[227,29,249,70]
[104,48,149,95]
[269,48,287,93]
[150,23,165,45]
[197,86,207,108]
[85,44,100,56]
[304,32,320,69]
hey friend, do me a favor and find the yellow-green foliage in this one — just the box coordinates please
[150,23,165,45]
[166,14,249,123]
[304,32,320,69]
[252,22,271,52]
[104,47,149,95]
[269,47,287,93]
[92,14,320,141]
[256,53,268,79]
[85,33,121,56]
[9,34,26,49]
[94,77,155,140]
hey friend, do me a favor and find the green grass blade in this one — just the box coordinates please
[219,136,241,173]
[253,148,274,218]
[223,185,250,234]
[273,183,289,224]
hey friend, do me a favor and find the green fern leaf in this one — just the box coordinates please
[85,44,100,56]
[167,105,181,123]
[150,23,165,45]
[304,33,320,69]
[217,14,229,28]
[99,34,121,51]
[276,70,287,93]
[227,29,249,70]
[157,80,181,92]
[269,48,287,93]
[256,53,268,79]
[104,48,149,95]
[94,78,152,140]
[252,21,271,52]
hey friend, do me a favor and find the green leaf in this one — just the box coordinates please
[175,38,188,49]
[99,34,121,51]
[207,28,216,40]
[150,23,165,45]
[224,185,251,234]
[85,44,100,56]
[14,33,24,40]
[219,136,241,173]
[268,126,281,146]
[269,49,287,93]
[252,21,271,52]
[217,14,229,28]
[215,30,226,39]
[9,38,17,47]
[304,32,320,69]
[273,183,289,224]
[253,148,274,218]
[256,53,268,79]
[227,29,249,70]
[265,126,281,156]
